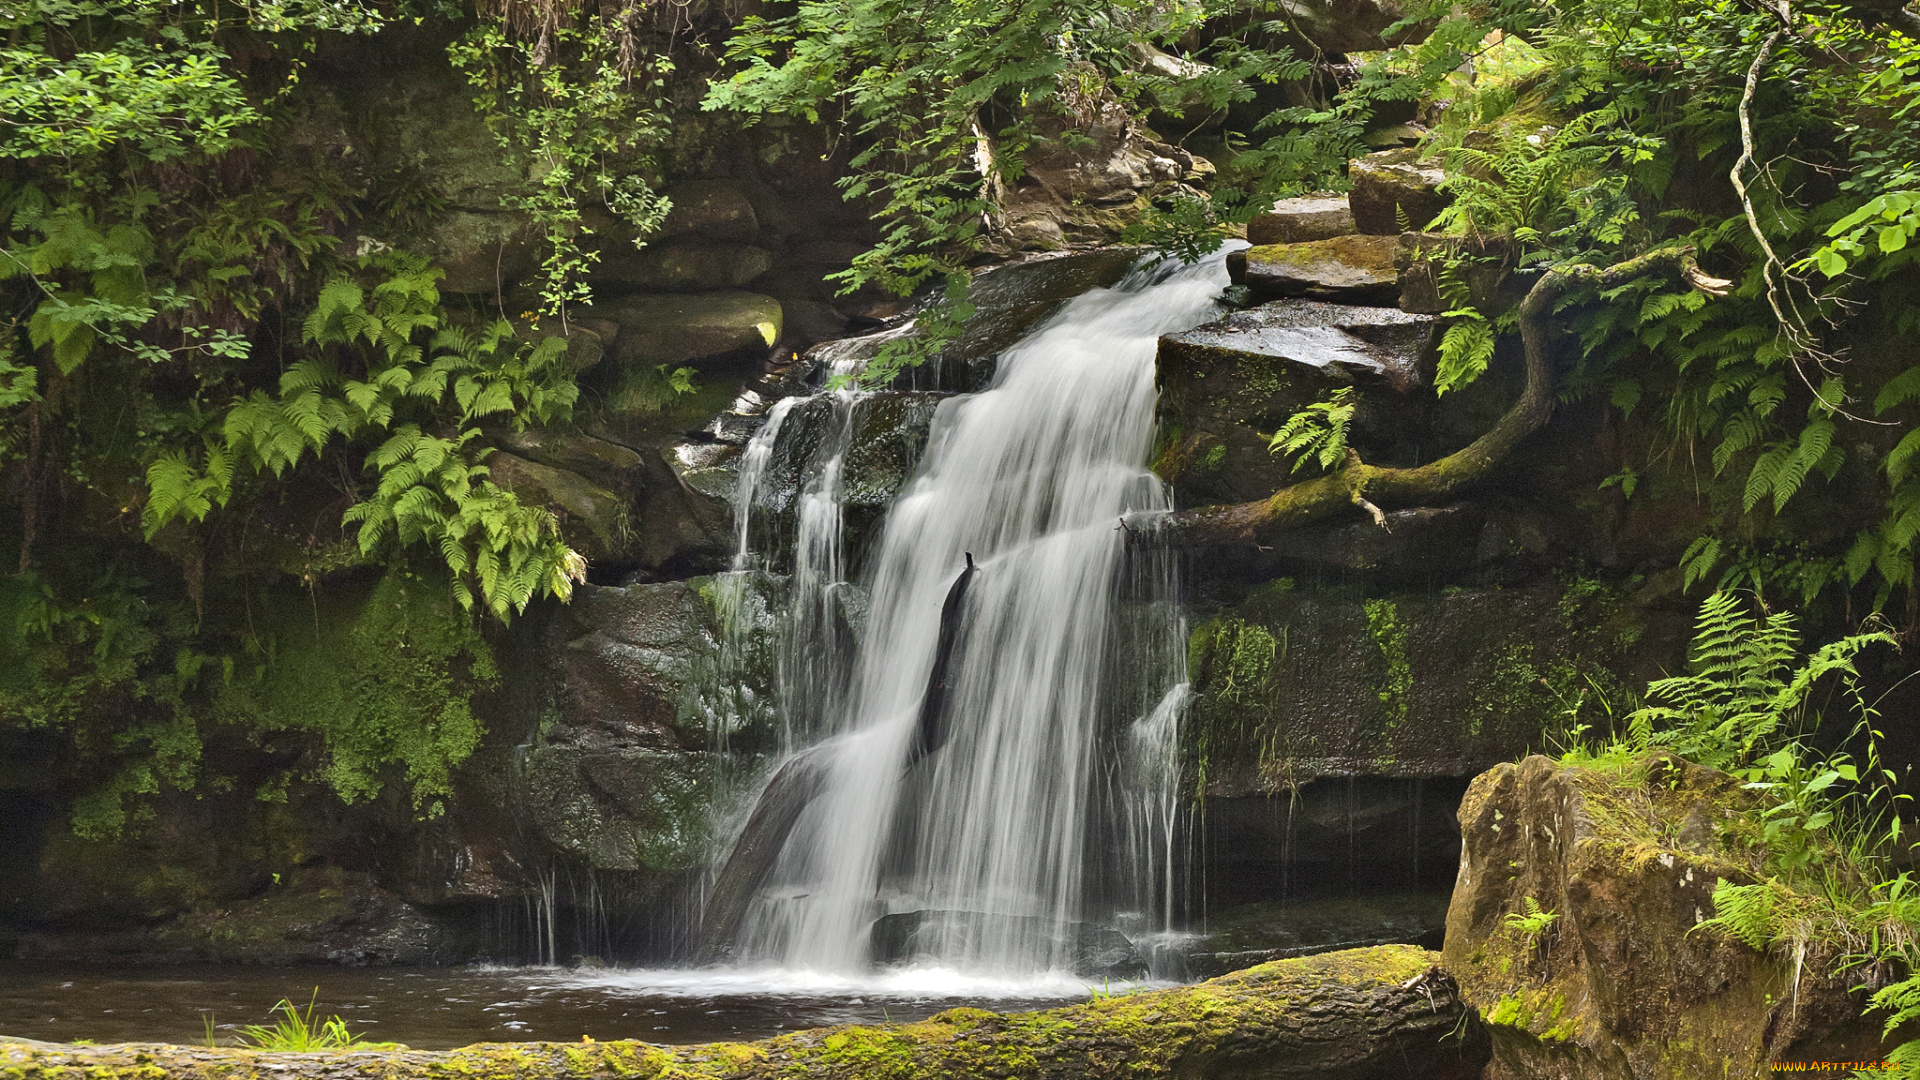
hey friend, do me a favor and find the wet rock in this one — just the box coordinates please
[1247,194,1357,246]
[1446,756,1894,1077]
[584,291,783,369]
[735,392,944,561]
[550,580,747,751]
[594,243,776,292]
[1154,299,1435,508]
[0,945,1489,1079]
[520,735,728,874]
[489,429,728,572]
[802,248,1143,392]
[1348,148,1450,234]
[868,910,1149,980]
[1229,234,1402,304]
[144,867,465,965]
[699,745,834,958]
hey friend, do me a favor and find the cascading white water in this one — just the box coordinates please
[725,247,1236,974]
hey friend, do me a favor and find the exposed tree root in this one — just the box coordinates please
[1154,247,1730,549]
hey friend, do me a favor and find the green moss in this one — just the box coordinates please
[211,572,497,816]
[1198,442,1227,471]
[1363,599,1411,727]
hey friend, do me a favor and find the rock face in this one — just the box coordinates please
[1183,582,1655,785]
[1348,149,1450,235]
[0,946,1490,1080]
[1230,234,1403,304]
[1445,755,1893,1078]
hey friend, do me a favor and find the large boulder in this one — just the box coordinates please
[1348,148,1450,235]
[1229,234,1402,304]
[490,428,731,572]
[0,945,1490,1080]
[1445,755,1895,1078]
[795,248,1144,393]
[654,178,761,243]
[584,291,784,369]
[1154,299,1435,507]
[486,451,630,560]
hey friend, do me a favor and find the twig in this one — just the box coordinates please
[1729,24,1889,426]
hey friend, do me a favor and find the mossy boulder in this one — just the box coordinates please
[1228,235,1402,304]
[0,945,1489,1079]
[595,244,777,293]
[1445,755,1893,1078]
[1347,148,1450,235]
[487,452,631,560]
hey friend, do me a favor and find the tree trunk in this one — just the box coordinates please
[1,947,1486,1080]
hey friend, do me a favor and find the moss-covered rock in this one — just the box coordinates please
[1444,755,1892,1078]
[0,946,1489,1079]
[1228,235,1402,305]
[585,292,784,370]
[1347,148,1449,235]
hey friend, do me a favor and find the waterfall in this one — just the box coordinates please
[718,247,1236,975]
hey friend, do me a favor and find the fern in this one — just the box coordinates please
[1267,388,1357,474]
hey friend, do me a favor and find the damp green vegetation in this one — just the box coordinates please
[1362,599,1411,726]
[1553,590,1920,1073]
[225,991,403,1052]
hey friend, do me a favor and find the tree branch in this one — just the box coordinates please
[1151,247,1729,548]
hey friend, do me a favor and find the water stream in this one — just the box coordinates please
[712,248,1236,977]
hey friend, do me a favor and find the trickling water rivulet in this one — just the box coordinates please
[712,247,1237,976]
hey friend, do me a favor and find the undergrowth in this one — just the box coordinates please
[1559,590,1920,1071]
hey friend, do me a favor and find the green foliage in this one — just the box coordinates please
[1266,387,1354,474]
[1503,896,1560,947]
[215,573,497,815]
[707,0,1239,294]
[142,253,585,618]
[1625,592,1890,774]
[1567,591,1917,1069]
[1363,598,1411,725]
[447,0,675,315]
[234,991,399,1051]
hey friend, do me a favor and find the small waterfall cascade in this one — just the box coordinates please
[711,248,1236,975]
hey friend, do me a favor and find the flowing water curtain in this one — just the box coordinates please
[714,251,1231,974]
